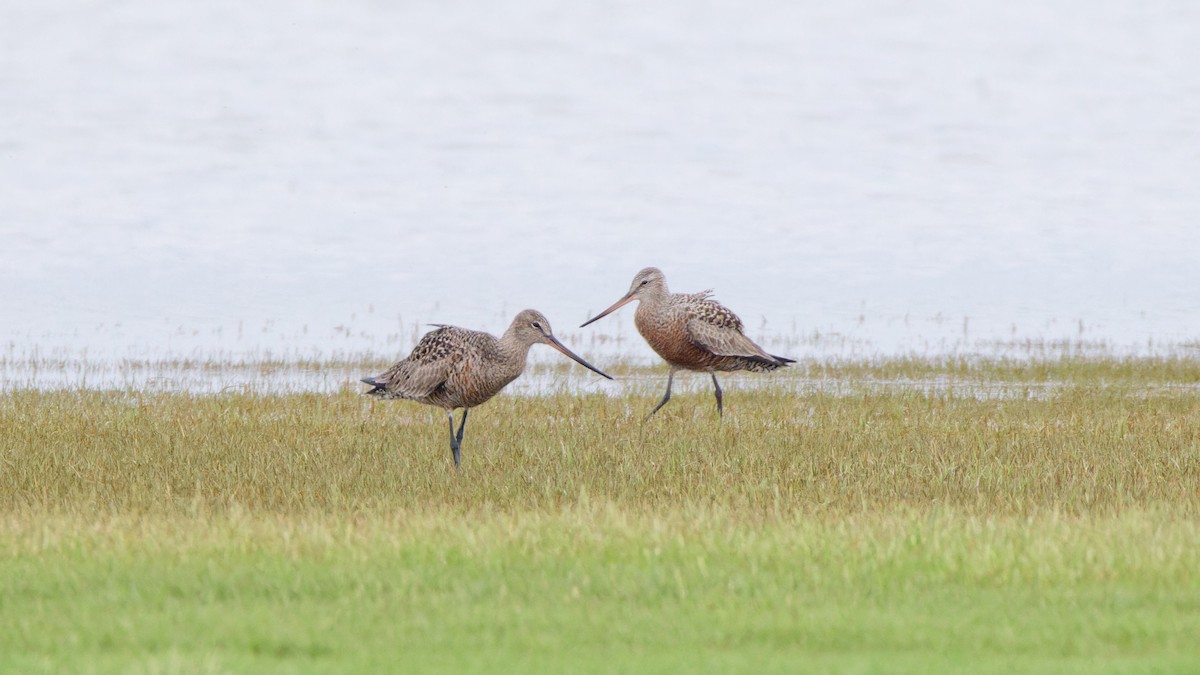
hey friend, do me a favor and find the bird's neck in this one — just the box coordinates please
[642,281,671,303]
[636,285,671,314]
[497,330,534,372]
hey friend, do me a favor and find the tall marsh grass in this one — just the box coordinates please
[2,380,1196,516]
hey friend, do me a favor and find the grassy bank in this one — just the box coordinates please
[4,509,1198,673]
[1,364,1198,672]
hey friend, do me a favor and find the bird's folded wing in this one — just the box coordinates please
[377,357,453,398]
[686,315,776,362]
[375,329,465,398]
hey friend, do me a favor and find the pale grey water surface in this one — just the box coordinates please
[3,0,1200,386]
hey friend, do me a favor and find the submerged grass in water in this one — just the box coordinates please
[1,360,1199,672]
[4,348,1200,393]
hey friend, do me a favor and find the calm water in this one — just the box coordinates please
[3,0,1199,374]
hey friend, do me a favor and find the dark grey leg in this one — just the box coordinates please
[447,410,462,469]
[456,408,469,445]
[646,368,676,420]
[711,373,723,416]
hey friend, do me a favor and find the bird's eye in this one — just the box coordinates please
[640,279,649,286]
[531,322,542,329]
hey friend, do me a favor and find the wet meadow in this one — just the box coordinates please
[2,353,1199,672]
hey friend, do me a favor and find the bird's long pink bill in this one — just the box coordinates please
[579,292,636,328]
[545,335,614,379]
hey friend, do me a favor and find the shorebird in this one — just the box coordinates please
[362,309,612,468]
[580,267,794,419]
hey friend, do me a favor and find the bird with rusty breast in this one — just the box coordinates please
[580,267,794,418]
[363,309,612,468]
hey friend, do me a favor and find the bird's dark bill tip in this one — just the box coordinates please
[582,361,615,380]
[544,335,615,380]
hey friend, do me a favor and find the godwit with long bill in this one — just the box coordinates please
[580,267,793,419]
[363,309,612,467]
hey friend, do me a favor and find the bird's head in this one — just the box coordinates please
[510,309,612,379]
[579,267,668,327]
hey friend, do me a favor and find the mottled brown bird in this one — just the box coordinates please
[581,267,793,418]
[363,309,612,467]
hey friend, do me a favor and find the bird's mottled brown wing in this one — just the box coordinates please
[683,299,776,362]
[370,327,465,399]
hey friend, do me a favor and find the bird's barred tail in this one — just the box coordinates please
[737,353,795,372]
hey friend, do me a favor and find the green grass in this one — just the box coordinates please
[4,510,1199,673]
[2,360,1199,673]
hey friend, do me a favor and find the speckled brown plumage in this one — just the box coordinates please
[364,325,522,410]
[581,267,794,417]
[634,289,790,374]
[363,309,612,467]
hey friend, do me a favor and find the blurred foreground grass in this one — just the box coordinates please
[2,361,1199,673]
